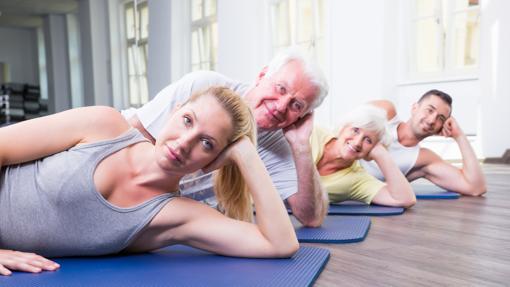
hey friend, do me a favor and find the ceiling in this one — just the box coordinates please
[0,0,78,28]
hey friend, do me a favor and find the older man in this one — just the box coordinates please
[123,48,329,226]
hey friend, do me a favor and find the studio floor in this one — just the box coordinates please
[310,163,510,287]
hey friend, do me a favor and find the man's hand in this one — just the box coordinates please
[440,117,463,139]
[283,113,314,147]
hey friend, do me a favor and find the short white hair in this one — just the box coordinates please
[337,105,391,147]
[264,46,328,111]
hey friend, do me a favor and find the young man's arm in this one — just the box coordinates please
[283,114,328,227]
[407,117,486,195]
[369,100,397,120]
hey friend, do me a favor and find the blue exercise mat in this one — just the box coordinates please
[0,245,330,287]
[293,216,371,243]
[328,202,405,216]
[412,184,460,199]
[288,202,404,216]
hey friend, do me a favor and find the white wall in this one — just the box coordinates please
[0,27,39,85]
[216,0,270,84]
[325,0,387,129]
[479,0,510,158]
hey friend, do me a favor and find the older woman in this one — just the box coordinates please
[311,105,416,207]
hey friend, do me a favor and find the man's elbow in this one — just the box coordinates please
[466,185,487,197]
[295,211,325,228]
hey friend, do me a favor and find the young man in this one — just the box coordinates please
[122,48,329,226]
[361,90,486,196]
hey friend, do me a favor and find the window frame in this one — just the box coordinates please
[190,0,218,72]
[406,0,481,83]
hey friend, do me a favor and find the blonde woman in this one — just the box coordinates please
[0,87,298,276]
[311,105,416,207]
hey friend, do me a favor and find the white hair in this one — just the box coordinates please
[337,105,391,147]
[264,46,328,111]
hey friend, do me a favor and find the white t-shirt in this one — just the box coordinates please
[121,71,298,206]
[360,116,420,181]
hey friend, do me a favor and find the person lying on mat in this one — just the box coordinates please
[360,90,486,196]
[311,104,416,208]
[0,87,298,276]
[123,47,329,227]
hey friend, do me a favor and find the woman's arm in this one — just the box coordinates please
[369,144,416,208]
[0,106,129,167]
[142,137,299,258]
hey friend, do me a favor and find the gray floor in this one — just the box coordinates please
[309,163,510,287]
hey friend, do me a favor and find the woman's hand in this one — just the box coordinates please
[201,136,254,173]
[0,249,60,276]
[363,143,386,161]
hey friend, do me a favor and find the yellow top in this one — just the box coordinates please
[310,126,384,204]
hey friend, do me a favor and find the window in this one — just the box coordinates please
[190,0,217,71]
[269,0,326,67]
[125,0,149,107]
[410,0,480,79]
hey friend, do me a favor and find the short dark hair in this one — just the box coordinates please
[418,89,453,108]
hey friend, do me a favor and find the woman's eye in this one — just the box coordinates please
[352,127,360,134]
[183,116,192,126]
[365,137,373,145]
[201,139,213,151]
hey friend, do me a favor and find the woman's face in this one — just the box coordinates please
[335,124,378,161]
[155,94,233,175]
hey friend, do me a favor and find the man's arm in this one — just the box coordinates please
[407,117,486,196]
[369,99,397,120]
[283,114,328,227]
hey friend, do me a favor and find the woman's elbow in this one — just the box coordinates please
[274,239,299,258]
[402,197,417,208]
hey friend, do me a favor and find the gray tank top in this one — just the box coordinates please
[0,128,174,257]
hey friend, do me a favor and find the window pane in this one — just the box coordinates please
[137,46,147,75]
[296,0,313,44]
[270,1,290,47]
[127,46,136,76]
[415,18,442,72]
[125,4,136,39]
[129,75,139,105]
[415,0,438,18]
[140,76,149,104]
[191,30,200,66]
[453,10,479,67]
[204,0,216,17]
[211,22,218,68]
[139,4,149,40]
[191,0,203,21]
[200,27,210,64]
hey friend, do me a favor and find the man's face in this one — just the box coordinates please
[410,95,451,139]
[246,60,319,131]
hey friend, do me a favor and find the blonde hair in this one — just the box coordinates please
[337,104,391,147]
[188,87,256,222]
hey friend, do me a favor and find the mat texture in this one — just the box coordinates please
[0,245,330,287]
[293,216,371,243]
[328,202,405,216]
[412,184,460,199]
